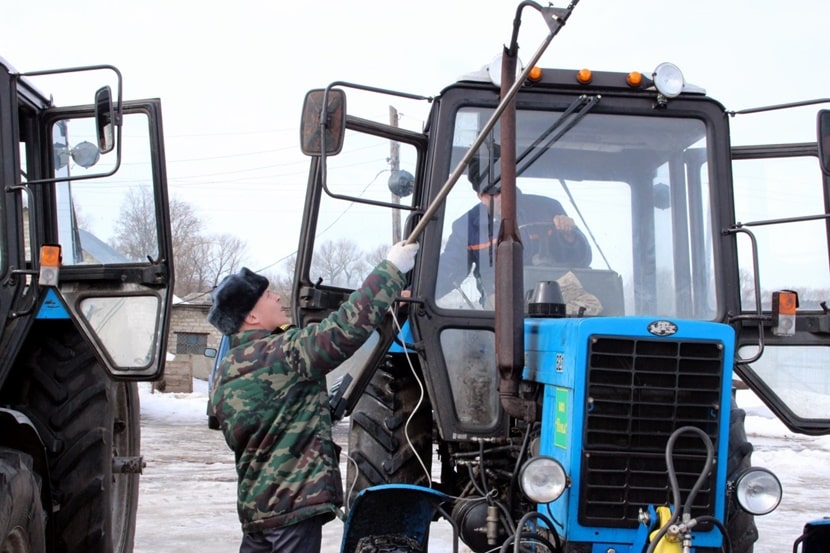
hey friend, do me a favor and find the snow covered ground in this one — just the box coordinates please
[134,380,829,553]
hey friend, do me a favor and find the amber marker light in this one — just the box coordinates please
[576,68,592,85]
[772,290,798,336]
[627,71,644,88]
[527,66,543,82]
[39,244,62,287]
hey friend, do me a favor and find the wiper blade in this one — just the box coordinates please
[515,94,600,177]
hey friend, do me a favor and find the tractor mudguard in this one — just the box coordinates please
[340,484,453,553]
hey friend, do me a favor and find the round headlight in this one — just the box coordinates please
[652,62,685,98]
[519,456,568,503]
[735,468,782,515]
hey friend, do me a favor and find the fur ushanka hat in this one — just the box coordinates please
[208,267,269,335]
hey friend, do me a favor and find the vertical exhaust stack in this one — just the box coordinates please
[494,1,578,421]
[494,44,536,422]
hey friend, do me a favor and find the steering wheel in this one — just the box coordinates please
[518,222,562,266]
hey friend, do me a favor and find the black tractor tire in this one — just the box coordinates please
[346,359,433,508]
[110,381,141,553]
[15,323,139,553]
[354,534,423,553]
[723,405,759,553]
[697,403,758,553]
[0,448,46,553]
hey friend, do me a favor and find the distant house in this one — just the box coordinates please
[163,291,223,392]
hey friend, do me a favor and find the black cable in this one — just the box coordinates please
[695,516,732,553]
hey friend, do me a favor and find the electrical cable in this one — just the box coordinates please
[388,305,431,486]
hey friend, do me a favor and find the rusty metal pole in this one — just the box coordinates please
[495,45,534,421]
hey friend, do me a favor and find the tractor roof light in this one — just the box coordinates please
[734,467,782,515]
[627,71,644,88]
[519,456,568,504]
[652,62,685,98]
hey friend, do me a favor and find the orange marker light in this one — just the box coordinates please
[576,68,592,85]
[772,290,798,336]
[39,244,61,287]
[627,71,643,87]
[528,66,543,82]
[41,244,61,267]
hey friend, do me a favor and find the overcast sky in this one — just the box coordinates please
[3,0,829,272]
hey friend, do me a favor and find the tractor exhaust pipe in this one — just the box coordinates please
[495,1,578,421]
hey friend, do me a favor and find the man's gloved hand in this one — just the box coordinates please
[386,241,419,273]
[553,214,576,242]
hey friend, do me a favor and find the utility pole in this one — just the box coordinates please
[389,105,402,243]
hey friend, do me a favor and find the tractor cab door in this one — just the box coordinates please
[42,98,173,380]
[294,89,427,417]
[730,109,830,435]
[8,73,174,381]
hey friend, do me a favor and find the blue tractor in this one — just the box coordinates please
[292,3,830,551]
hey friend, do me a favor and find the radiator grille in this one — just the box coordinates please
[579,336,724,528]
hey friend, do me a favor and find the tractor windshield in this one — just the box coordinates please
[437,105,716,320]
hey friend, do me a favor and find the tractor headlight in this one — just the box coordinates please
[519,456,568,503]
[652,62,685,98]
[734,468,782,515]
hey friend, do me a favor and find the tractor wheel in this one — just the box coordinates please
[0,448,46,553]
[354,534,423,553]
[110,381,141,553]
[723,405,759,553]
[17,323,139,553]
[346,359,432,508]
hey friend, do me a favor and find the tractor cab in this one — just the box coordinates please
[296,63,830,438]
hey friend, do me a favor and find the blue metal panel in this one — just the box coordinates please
[35,288,69,319]
[524,316,735,549]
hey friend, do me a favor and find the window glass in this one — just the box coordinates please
[176,332,208,355]
[310,130,417,287]
[79,295,159,368]
[739,345,830,419]
[437,107,715,319]
[732,156,829,311]
[440,328,499,426]
[52,112,159,265]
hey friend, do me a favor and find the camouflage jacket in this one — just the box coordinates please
[210,260,406,533]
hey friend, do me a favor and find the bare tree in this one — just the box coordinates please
[111,187,158,262]
[112,189,249,297]
[311,239,370,288]
[205,234,247,288]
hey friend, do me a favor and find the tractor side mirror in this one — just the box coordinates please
[300,88,346,156]
[817,109,830,175]
[95,86,116,154]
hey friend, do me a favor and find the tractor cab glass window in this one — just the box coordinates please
[15,104,39,272]
[732,155,830,311]
[437,107,716,320]
[739,345,830,421]
[308,129,417,287]
[51,112,160,265]
[79,295,160,368]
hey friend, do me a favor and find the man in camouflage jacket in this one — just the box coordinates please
[207,241,419,553]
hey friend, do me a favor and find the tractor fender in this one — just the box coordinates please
[0,407,51,504]
[341,484,453,553]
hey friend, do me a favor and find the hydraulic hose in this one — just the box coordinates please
[646,426,715,553]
